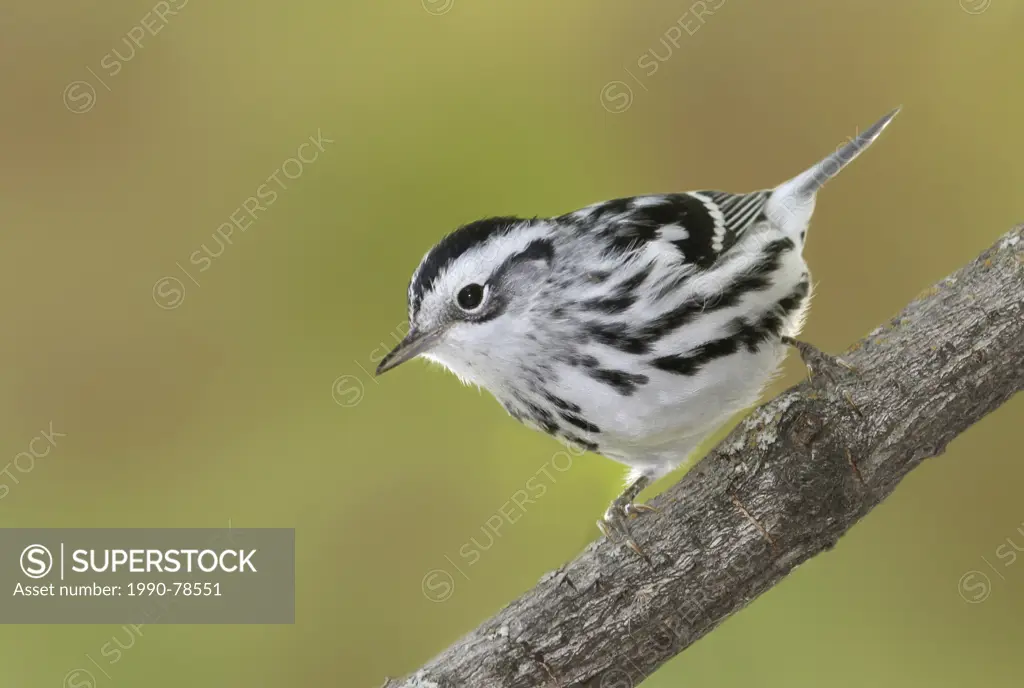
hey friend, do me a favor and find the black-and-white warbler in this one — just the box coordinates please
[377,108,899,553]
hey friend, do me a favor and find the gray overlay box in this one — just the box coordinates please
[0,528,294,623]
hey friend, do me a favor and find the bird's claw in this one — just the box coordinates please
[625,503,660,518]
[783,336,862,415]
[598,499,656,560]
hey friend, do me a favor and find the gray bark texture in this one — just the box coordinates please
[386,226,1024,688]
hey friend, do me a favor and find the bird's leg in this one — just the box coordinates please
[597,475,657,557]
[782,336,862,415]
[782,336,857,379]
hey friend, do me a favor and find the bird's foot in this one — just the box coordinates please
[597,476,656,560]
[597,504,648,559]
[782,336,862,415]
[626,503,660,517]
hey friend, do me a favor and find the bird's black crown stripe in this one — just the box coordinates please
[409,216,526,315]
[491,239,555,283]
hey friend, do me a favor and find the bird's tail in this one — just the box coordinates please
[765,107,900,235]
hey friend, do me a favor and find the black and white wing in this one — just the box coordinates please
[560,191,771,270]
[693,190,773,259]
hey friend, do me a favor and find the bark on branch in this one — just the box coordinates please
[388,226,1024,688]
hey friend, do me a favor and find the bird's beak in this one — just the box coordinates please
[375,328,442,376]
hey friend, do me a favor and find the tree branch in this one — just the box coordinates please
[388,226,1024,688]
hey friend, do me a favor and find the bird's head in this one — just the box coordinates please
[375,217,556,382]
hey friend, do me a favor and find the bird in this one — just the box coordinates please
[375,108,899,554]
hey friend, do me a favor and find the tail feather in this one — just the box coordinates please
[766,107,900,235]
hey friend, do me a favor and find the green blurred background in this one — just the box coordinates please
[2,0,1022,685]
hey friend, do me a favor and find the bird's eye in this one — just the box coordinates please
[456,283,486,311]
